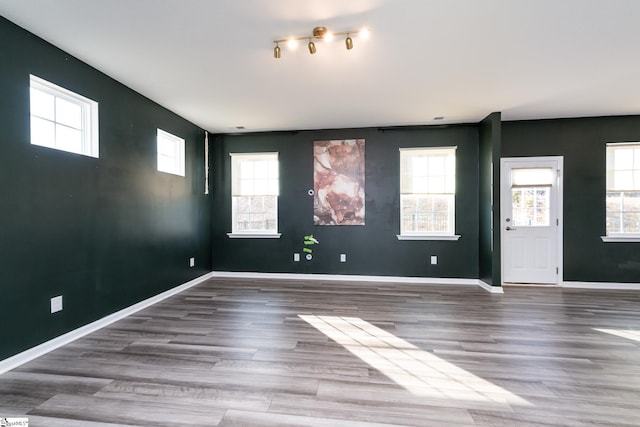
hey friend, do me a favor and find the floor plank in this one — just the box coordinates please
[1,278,640,425]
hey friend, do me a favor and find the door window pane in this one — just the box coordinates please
[511,187,550,226]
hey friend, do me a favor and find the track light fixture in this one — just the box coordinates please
[273,26,369,59]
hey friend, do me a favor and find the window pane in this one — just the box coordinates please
[413,156,428,171]
[254,161,268,179]
[55,97,82,129]
[158,154,175,174]
[30,88,55,120]
[232,195,278,232]
[614,149,634,170]
[511,186,550,226]
[622,214,640,233]
[622,192,640,233]
[428,176,445,193]
[268,160,279,179]
[30,116,55,148]
[56,124,82,154]
[614,171,634,191]
[413,177,428,192]
[240,180,254,195]
[428,156,445,175]
[254,180,269,195]
[157,138,176,156]
[401,194,453,233]
[240,162,254,179]
[606,192,622,234]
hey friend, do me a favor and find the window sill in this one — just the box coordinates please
[397,234,461,241]
[601,235,640,243]
[227,233,281,239]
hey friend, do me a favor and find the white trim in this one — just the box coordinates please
[500,156,564,286]
[397,234,461,241]
[211,271,500,292]
[478,280,505,293]
[0,273,213,375]
[398,146,458,152]
[227,233,282,239]
[30,74,99,158]
[229,151,279,158]
[601,236,640,242]
[562,281,640,290]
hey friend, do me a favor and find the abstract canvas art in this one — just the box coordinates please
[313,139,365,225]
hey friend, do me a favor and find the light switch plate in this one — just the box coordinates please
[431,255,438,265]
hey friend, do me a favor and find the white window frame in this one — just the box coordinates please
[227,152,281,239]
[29,74,99,158]
[157,128,185,177]
[397,146,460,241]
[602,142,640,242]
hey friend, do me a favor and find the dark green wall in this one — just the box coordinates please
[502,116,640,283]
[211,126,480,278]
[479,113,502,286]
[0,16,211,360]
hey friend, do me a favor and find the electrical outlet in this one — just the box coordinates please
[293,253,300,262]
[189,257,195,267]
[340,253,347,263]
[51,295,63,313]
[431,255,438,265]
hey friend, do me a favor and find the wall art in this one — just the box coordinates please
[313,139,365,225]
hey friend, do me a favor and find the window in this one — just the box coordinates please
[398,147,459,240]
[29,75,99,157]
[157,129,185,176]
[605,143,640,239]
[228,152,280,238]
[510,168,554,227]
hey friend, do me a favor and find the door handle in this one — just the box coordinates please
[505,226,517,231]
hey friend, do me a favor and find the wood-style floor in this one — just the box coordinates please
[2,278,640,426]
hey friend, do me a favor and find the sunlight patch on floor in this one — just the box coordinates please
[299,315,530,406]
[595,328,640,343]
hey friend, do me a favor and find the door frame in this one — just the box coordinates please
[500,156,564,285]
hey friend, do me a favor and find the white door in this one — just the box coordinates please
[501,157,563,284]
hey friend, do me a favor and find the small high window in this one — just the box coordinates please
[157,129,185,176]
[228,152,280,238]
[29,75,99,158]
[606,143,640,238]
[398,147,459,240]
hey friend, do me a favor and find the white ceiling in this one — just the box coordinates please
[1,0,639,133]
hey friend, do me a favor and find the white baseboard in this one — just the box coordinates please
[0,272,213,375]
[562,281,640,290]
[211,271,500,292]
[478,280,505,294]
